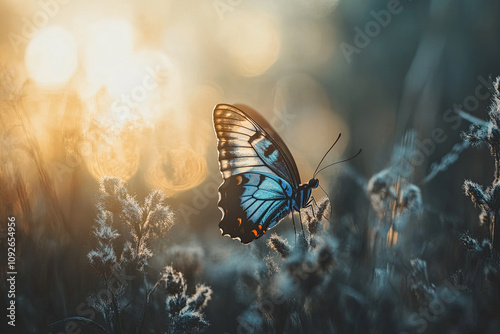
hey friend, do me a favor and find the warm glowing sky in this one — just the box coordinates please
[1,0,345,196]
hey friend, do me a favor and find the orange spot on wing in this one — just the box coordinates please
[237,218,242,226]
[258,225,262,230]
[236,176,243,185]
[263,230,266,234]
[251,229,258,237]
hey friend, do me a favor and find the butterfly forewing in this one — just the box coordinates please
[214,104,300,186]
[213,104,302,243]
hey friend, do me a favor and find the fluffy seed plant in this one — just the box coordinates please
[367,131,424,264]
[50,177,212,333]
[365,131,474,334]
[235,197,342,333]
[463,77,500,252]
[461,77,500,329]
[365,132,440,333]
[234,195,401,333]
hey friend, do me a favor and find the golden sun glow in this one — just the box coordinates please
[24,26,78,87]
[82,18,135,96]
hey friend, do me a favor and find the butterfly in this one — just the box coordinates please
[213,104,322,244]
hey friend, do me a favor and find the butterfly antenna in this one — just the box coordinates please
[313,133,342,177]
[313,149,362,178]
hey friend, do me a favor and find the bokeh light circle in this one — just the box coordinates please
[219,11,280,77]
[83,125,140,182]
[147,146,207,196]
[24,26,78,87]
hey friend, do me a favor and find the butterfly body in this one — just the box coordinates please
[293,178,319,211]
[213,104,318,244]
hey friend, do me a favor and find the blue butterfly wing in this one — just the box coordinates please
[213,104,301,243]
[218,173,292,243]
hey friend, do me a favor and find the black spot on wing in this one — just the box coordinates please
[264,143,275,158]
[248,131,292,185]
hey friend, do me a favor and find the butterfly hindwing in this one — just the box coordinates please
[218,172,292,243]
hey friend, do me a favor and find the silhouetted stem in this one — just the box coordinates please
[136,279,161,334]
[111,292,122,334]
[494,151,500,183]
[492,219,496,248]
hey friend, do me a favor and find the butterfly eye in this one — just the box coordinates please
[309,179,319,188]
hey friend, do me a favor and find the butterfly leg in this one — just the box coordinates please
[298,209,306,239]
[310,196,333,228]
[300,196,316,219]
[291,210,297,243]
[309,196,318,219]
[299,197,317,238]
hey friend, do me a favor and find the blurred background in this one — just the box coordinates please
[1,0,500,332]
